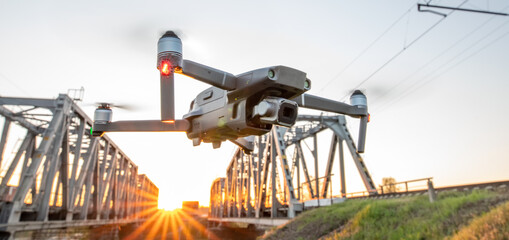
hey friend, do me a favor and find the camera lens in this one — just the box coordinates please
[278,102,298,125]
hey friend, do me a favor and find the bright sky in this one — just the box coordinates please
[1,0,508,210]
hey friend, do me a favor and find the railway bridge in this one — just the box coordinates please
[209,114,378,228]
[208,114,508,230]
[0,94,159,239]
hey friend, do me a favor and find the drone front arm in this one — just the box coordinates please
[180,60,237,90]
[92,119,190,136]
[293,93,369,153]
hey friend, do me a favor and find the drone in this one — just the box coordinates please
[92,31,369,153]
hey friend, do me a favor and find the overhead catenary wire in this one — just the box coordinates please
[418,3,509,16]
[0,72,35,115]
[316,2,417,94]
[0,71,31,97]
[336,0,469,102]
[376,24,509,113]
[370,4,509,108]
[374,19,509,114]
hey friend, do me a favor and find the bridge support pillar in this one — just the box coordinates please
[428,180,437,202]
[288,200,303,218]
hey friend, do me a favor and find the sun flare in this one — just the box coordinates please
[124,208,217,240]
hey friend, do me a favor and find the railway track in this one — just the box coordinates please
[350,179,509,200]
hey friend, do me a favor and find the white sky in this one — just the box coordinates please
[1,0,508,210]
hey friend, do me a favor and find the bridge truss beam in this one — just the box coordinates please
[210,114,377,222]
[0,94,158,237]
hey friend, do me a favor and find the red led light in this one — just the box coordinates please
[160,61,171,75]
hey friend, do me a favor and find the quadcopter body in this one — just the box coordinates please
[92,31,369,152]
[183,65,310,147]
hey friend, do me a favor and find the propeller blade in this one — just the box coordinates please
[112,104,138,111]
[82,102,139,111]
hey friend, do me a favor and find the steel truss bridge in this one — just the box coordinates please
[0,94,158,239]
[209,114,378,227]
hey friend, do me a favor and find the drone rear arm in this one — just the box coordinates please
[293,94,367,117]
[180,60,237,90]
[293,93,369,153]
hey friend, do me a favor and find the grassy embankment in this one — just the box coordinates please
[262,189,509,240]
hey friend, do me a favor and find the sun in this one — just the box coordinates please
[158,195,185,211]
[123,208,219,240]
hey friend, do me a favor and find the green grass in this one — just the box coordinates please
[263,200,369,240]
[262,190,509,240]
[333,191,491,239]
[450,201,509,240]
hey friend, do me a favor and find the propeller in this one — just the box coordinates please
[123,24,201,57]
[156,29,211,59]
[158,29,188,41]
[82,102,139,111]
[339,84,392,103]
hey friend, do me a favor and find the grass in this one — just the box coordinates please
[450,201,509,239]
[262,189,509,240]
[262,200,369,240]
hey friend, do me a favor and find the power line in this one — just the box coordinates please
[375,20,509,114]
[377,17,509,111]
[0,72,33,115]
[316,2,416,94]
[0,71,31,97]
[370,4,509,108]
[418,3,508,16]
[337,0,469,102]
